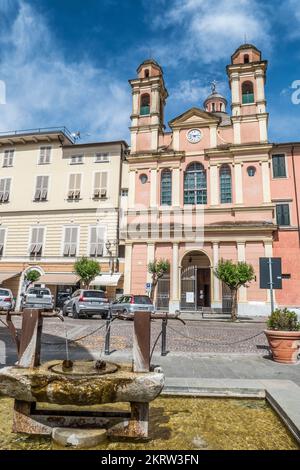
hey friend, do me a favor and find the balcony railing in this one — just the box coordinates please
[0,126,75,143]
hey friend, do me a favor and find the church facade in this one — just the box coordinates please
[122,44,300,315]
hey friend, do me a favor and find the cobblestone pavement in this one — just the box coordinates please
[0,315,269,356]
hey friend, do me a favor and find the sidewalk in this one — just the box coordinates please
[78,349,300,387]
[178,312,267,322]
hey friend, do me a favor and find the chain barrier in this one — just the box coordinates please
[41,322,107,345]
[166,324,265,346]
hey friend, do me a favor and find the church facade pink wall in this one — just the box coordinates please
[125,46,300,315]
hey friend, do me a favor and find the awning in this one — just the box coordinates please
[90,274,123,287]
[38,273,80,286]
[0,272,20,283]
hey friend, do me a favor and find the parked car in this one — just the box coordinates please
[111,295,155,317]
[56,292,71,310]
[62,289,110,319]
[0,288,15,312]
[21,287,54,311]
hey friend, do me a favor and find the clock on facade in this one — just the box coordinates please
[187,129,202,143]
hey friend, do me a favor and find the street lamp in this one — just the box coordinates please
[105,240,119,275]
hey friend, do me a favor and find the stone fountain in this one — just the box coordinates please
[0,309,164,444]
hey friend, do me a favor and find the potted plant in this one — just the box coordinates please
[265,308,300,364]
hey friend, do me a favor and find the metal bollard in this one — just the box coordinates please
[161,317,168,356]
[104,311,112,355]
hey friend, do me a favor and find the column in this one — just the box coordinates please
[146,243,155,283]
[128,171,136,209]
[172,168,180,207]
[173,130,180,151]
[233,120,241,144]
[255,70,265,102]
[169,243,180,313]
[131,131,137,153]
[210,126,217,148]
[230,74,240,105]
[212,242,220,303]
[132,90,139,115]
[261,161,271,203]
[151,128,158,151]
[258,116,268,143]
[124,244,133,294]
[150,169,157,208]
[234,163,243,204]
[151,87,160,114]
[237,242,247,301]
[210,165,219,206]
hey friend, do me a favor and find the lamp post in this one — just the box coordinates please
[105,240,119,275]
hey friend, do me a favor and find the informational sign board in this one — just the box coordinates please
[186,292,194,303]
[259,257,282,290]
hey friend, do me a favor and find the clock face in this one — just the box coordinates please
[187,129,202,144]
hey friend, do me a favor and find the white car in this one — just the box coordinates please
[0,288,15,311]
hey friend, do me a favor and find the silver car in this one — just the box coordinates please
[62,289,110,319]
[21,287,54,311]
[0,288,15,311]
[111,294,154,317]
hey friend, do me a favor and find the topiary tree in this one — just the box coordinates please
[74,257,101,289]
[147,258,170,303]
[25,269,41,284]
[215,259,255,321]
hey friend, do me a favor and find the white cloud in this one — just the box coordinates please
[0,1,131,141]
[171,79,227,105]
[149,0,272,65]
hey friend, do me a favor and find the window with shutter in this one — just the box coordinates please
[95,153,109,163]
[63,226,78,256]
[34,176,49,201]
[161,170,172,206]
[29,227,44,256]
[276,204,290,226]
[272,155,286,178]
[39,146,51,164]
[220,165,232,203]
[0,178,11,203]
[3,150,14,167]
[68,174,82,199]
[89,226,106,257]
[70,154,84,165]
[94,172,107,199]
[0,229,5,256]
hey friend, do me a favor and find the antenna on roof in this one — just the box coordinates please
[71,131,81,142]
[244,33,248,44]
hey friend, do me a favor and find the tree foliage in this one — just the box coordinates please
[148,259,170,302]
[214,259,255,321]
[74,257,101,288]
[25,270,41,283]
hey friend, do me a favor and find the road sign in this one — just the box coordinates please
[259,257,282,289]
[259,257,282,314]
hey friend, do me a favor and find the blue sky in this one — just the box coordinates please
[0,0,300,143]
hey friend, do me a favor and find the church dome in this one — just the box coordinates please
[203,82,227,114]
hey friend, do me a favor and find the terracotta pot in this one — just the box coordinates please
[264,330,300,364]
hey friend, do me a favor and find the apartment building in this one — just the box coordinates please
[0,127,128,307]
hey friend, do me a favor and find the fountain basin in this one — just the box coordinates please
[0,360,164,406]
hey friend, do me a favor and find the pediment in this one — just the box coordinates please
[169,107,220,129]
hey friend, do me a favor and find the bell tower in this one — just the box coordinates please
[227,44,268,144]
[129,59,168,153]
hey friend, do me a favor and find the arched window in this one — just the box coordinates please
[161,169,172,206]
[220,164,232,203]
[140,93,150,115]
[144,69,149,78]
[242,81,254,104]
[212,102,215,112]
[244,54,250,64]
[184,162,207,205]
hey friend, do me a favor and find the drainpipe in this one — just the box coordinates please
[291,145,300,247]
